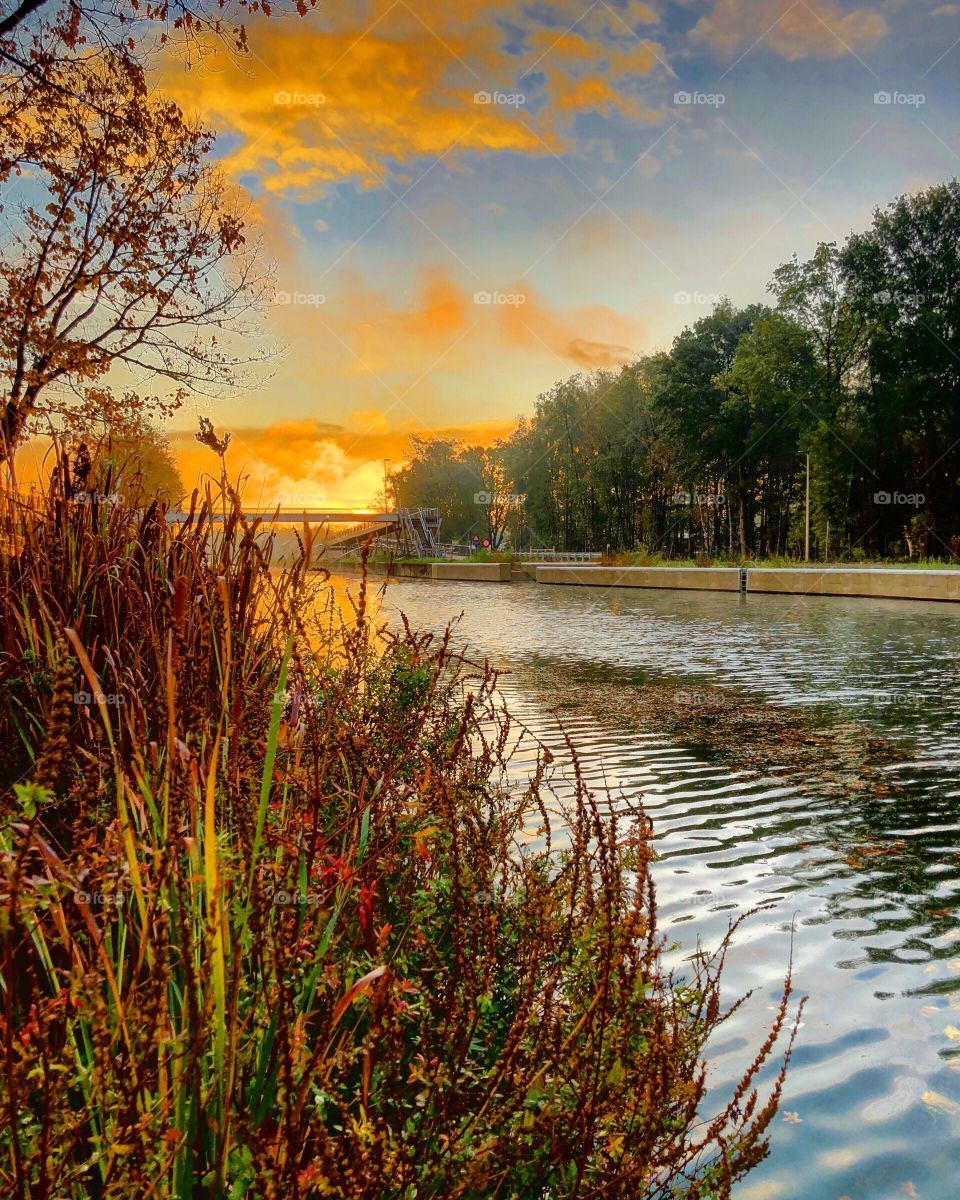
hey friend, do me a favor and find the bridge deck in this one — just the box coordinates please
[167,511,399,525]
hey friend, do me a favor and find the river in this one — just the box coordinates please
[332,573,960,1200]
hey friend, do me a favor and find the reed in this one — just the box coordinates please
[0,458,800,1198]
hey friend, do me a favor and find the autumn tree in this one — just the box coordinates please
[0,48,270,453]
[0,0,316,58]
[71,417,184,506]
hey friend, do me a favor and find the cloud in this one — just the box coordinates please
[296,266,641,381]
[309,267,473,380]
[161,21,549,197]
[492,284,643,369]
[161,3,665,198]
[166,262,644,502]
[587,1,661,32]
[346,408,391,434]
[690,0,888,62]
[567,337,636,367]
[166,415,519,507]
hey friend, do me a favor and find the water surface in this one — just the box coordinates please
[348,575,960,1199]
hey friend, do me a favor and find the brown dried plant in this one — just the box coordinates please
[0,457,801,1198]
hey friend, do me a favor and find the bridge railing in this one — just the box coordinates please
[322,521,390,546]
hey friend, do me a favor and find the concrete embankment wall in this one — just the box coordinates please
[534,565,741,591]
[329,561,431,578]
[747,567,960,602]
[333,561,512,582]
[432,562,512,582]
[534,563,960,602]
[320,556,960,602]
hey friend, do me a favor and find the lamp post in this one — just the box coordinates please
[805,453,810,563]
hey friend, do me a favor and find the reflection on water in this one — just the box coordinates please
[333,573,960,1199]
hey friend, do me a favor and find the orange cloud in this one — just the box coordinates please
[161,25,548,197]
[567,337,636,368]
[552,77,643,118]
[161,4,666,198]
[493,285,643,369]
[308,267,643,383]
[691,0,888,61]
[168,416,518,508]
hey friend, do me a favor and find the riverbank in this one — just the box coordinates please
[329,557,960,602]
[336,559,512,582]
[538,563,960,601]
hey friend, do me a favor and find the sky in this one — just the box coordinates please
[154,0,960,508]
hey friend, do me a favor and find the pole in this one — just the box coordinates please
[805,453,810,563]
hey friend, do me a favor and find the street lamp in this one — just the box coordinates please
[805,453,810,562]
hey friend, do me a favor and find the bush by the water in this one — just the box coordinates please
[0,462,800,1198]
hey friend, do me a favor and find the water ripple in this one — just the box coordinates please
[366,577,960,1199]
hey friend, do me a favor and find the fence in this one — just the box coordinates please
[519,549,604,562]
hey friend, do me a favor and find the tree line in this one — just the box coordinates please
[396,181,960,561]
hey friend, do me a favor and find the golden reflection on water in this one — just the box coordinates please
[295,568,392,658]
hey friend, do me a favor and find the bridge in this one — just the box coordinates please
[166,507,442,556]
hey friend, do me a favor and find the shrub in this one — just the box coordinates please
[0,463,800,1198]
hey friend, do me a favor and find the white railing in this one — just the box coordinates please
[519,549,604,562]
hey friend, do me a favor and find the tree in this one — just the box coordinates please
[0,0,317,57]
[459,444,514,548]
[83,422,185,506]
[770,243,868,407]
[770,242,872,547]
[719,314,816,555]
[394,438,516,547]
[652,302,770,556]
[0,48,269,453]
[840,181,960,552]
[0,1,318,192]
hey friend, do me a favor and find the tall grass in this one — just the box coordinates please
[0,460,800,1198]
